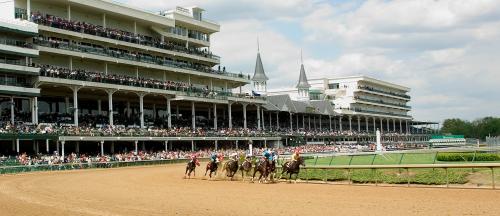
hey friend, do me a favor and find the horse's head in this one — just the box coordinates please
[298,157,306,167]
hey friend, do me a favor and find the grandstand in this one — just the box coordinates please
[0,0,435,158]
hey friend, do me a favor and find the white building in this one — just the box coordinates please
[269,71,413,133]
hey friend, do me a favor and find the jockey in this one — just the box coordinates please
[291,149,301,162]
[210,153,218,164]
[262,149,271,162]
[190,154,200,166]
[229,152,238,161]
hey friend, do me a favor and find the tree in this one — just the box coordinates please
[441,117,500,139]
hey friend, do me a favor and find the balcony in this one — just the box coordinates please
[38,65,262,103]
[0,57,40,75]
[354,96,411,109]
[33,38,249,82]
[0,78,40,97]
[0,38,38,57]
[357,85,410,100]
[28,11,219,62]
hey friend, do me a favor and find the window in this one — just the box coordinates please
[328,83,339,89]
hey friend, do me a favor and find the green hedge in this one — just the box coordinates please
[278,168,469,185]
[436,152,500,162]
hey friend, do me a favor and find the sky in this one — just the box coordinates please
[117,0,500,123]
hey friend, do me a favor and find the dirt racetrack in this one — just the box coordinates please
[0,164,499,216]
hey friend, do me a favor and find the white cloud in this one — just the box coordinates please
[118,0,500,122]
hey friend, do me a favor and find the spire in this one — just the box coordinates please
[252,40,268,82]
[296,51,310,89]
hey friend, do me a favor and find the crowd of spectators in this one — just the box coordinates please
[30,12,218,60]
[33,35,240,78]
[0,122,423,139]
[39,65,231,99]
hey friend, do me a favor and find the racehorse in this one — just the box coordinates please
[205,161,218,179]
[223,160,239,180]
[185,159,199,179]
[280,157,306,183]
[239,160,253,181]
[267,160,277,182]
[251,159,269,183]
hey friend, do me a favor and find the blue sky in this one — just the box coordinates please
[118,0,500,122]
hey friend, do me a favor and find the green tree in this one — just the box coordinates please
[441,117,500,139]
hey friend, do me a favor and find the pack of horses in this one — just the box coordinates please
[185,156,306,183]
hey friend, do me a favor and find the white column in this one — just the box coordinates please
[16,139,19,153]
[76,141,80,153]
[72,87,80,126]
[10,97,14,124]
[139,93,145,128]
[104,63,108,75]
[67,4,71,21]
[373,117,376,132]
[243,104,248,129]
[107,90,115,126]
[357,116,361,132]
[164,141,168,151]
[399,119,403,133]
[228,102,232,129]
[134,141,138,154]
[191,101,196,130]
[27,0,31,20]
[97,99,102,115]
[133,21,137,35]
[339,116,343,132]
[276,112,280,130]
[386,118,390,132]
[261,108,265,130]
[166,97,171,128]
[33,97,38,124]
[329,116,332,131]
[213,103,218,130]
[365,117,369,132]
[257,105,261,130]
[215,140,218,151]
[393,119,396,132]
[319,115,322,131]
[61,141,65,157]
[191,140,194,151]
[100,141,104,156]
[45,139,49,153]
[349,116,352,131]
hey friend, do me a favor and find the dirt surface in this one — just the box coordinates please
[0,164,499,216]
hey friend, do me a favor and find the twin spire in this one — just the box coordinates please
[296,50,310,89]
[252,38,269,82]
[251,39,310,90]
